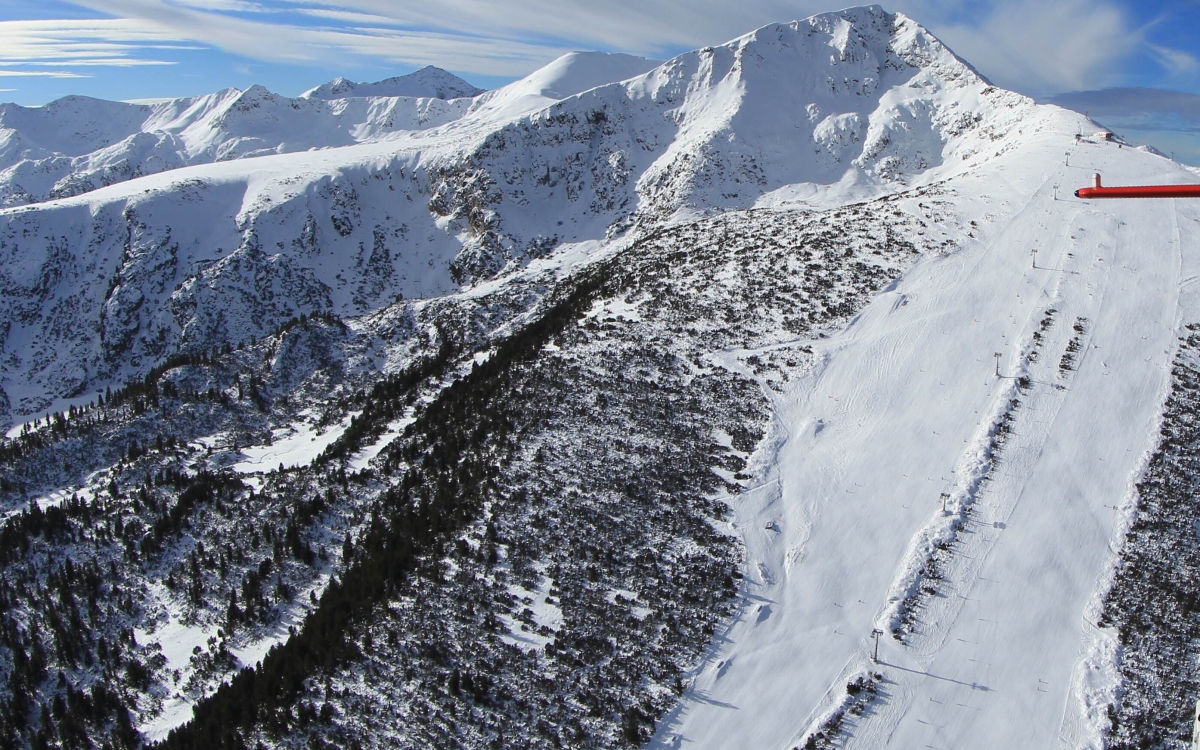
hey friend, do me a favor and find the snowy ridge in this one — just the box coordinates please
[0,55,667,210]
[301,66,485,101]
[460,52,662,122]
[0,86,475,206]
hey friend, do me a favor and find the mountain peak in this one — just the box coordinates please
[301,66,485,101]
[464,51,662,121]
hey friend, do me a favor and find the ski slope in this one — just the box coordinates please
[653,130,1200,748]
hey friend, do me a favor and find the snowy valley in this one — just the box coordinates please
[1,5,1198,750]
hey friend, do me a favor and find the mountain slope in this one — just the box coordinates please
[2,6,1198,750]
[0,6,1030,425]
[652,121,1200,750]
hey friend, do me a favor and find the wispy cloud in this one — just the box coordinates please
[931,0,1140,95]
[0,69,90,78]
[291,8,408,27]
[167,0,273,11]
[1050,87,1200,127]
[20,59,176,66]
[63,0,583,74]
[1147,43,1200,76]
[0,18,187,71]
[0,0,1181,97]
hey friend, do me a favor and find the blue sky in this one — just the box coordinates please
[0,1,1198,160]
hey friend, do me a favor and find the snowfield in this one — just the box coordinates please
[654,125,1200,749]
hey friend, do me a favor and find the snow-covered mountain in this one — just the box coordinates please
[302,65,486,100]
[3,6,1199,750]
[0,81,473,208]
[0,6,1029,421]
[0,57,669,210]
[462,51,663,121]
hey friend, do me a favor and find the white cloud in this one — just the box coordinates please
[273,0,830,57]
[291,8,404,27]
[64,0,583,74]
[1,0,1168,96]
[0,69,90,78]
[58,0,843,72]
[1049,88,1200,128]
[25,59,177,67]
[0,18,186,70]
[931,0,1139,95]
[1147,43,1200,76]
[167,0,273,11]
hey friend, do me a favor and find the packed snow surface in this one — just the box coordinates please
[652,119,1200,748]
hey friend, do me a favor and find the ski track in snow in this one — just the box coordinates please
[652,135,1200,749]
